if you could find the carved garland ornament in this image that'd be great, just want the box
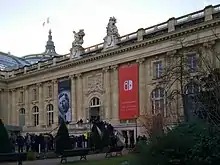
[86,73,104,95]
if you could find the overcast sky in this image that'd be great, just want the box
[0,0,219,57]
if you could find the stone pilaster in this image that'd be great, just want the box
[137,58,146,116]
[203,41,216,68]
[103,67,111,121]
[53,79,58,125]
[7,90,11,124]
[24,86,30,126]
[70,75,77,122]
[11,89,16,125]
[38,83,44,126]
[0,89,5,122]
[2,89,9,124]
[76,74,83,120]
[111,65,119,123]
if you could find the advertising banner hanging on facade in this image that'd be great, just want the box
[119,64,139,120]
[58,79,71,124]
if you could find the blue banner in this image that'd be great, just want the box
[58,79,71,124]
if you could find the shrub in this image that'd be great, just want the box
[133,121,220,165]
[0,119,12,153]
[27,151,36,161]
[55,120,72,154]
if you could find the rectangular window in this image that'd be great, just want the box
[47,112,54,126]
[48,85,52,98]
[188,54,197,72]
[153,61,162,79]
[152,99,164,115]
[33,88,37,101]
[34,114,39,126]
[19,91,24,103]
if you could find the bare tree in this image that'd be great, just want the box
[161,34,220,124]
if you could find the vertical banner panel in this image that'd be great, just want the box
[119,64,139,120]
[58,79,71,124]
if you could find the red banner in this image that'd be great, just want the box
[119,64,139,120]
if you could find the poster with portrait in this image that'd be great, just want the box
[58,79,71,124]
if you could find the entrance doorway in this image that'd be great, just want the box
[89,97,101,122]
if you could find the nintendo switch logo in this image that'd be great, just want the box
[124,80,133,91]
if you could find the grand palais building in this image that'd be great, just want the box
[0,5,220,138]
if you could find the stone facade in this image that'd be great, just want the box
[0,5,220,137]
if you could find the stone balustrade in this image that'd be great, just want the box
[0,4,219,79]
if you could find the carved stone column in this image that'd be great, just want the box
[70,75,77,121]
[76,74,83,120]
[111,65,119,123]
[103,67,111,121]
[53,79,58,125]
[38,83,44,126]
[24,86,30,126]
[137,58,146,116]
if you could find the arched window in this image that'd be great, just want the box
[47,104,54,126]
[89,97,101,121]
[151,88,165,115]
[32,106,39,126]
[90,97,101,107]
[19,108,25,127]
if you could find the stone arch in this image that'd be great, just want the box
[86,92,104,121]
[87,92,103,107]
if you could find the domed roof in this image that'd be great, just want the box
[0,51,30,70]
[22,29,60,64]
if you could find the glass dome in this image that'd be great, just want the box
[0,52,30,70]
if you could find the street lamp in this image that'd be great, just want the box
[134,115,138,142]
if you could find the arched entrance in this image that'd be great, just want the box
[89,97,101,121]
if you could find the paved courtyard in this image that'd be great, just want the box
[3,150,129,165]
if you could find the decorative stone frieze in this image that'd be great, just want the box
[86,73,103,95]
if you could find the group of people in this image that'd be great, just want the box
[9,119,139,153]
[9,133,54,153]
